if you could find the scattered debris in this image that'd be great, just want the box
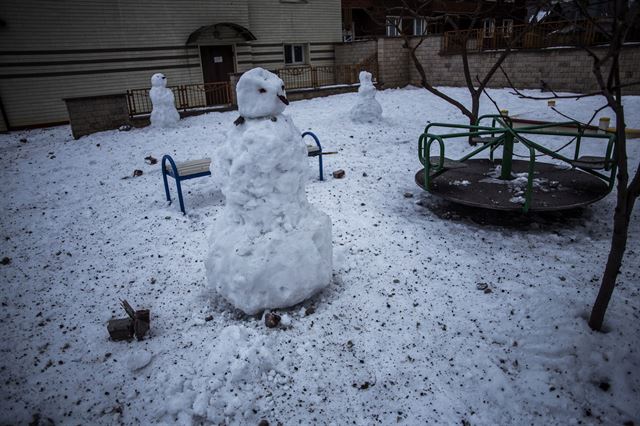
[476,283,488,291]
[305,306,315,316]
[107,318,134,342]
[107,299,150,341]
[258,420,270,426]
[353,381,372,390]
[403,192,413,198]
[132,169,143,177]
[598,381,611,391]
[19,138,28,144]
[264,312,281,328]
[144,156,158,165]
[204,315,214,322]
[1,257,11,265]
[118,124,132,132]
[333,169,345,179]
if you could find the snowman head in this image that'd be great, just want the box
[236,67,289,118]
[358,71,373,86]
[151,73,168,88]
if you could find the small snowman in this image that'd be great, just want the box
[350,71,382,123]
[206,67,333,315]
[149,73,180,127]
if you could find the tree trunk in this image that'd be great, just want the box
[588,193,630,330]
[588,97,631,331]
[468,93,480,144]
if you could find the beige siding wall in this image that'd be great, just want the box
[0,1,250,50]
[0,0,341,128]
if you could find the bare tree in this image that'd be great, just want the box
[579,0,640,331]
[496,0,640,330]
[367,0,536,135]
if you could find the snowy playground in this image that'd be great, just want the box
[1,85,639,425]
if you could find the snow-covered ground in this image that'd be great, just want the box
[1,87,639,425]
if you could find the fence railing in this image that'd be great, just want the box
[126,82,232,117]
[275,57,378,90]
[441,19,615,54]
[126,58,378,117]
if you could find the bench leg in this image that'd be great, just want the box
[162,170,172,204]
[175,178,186,215]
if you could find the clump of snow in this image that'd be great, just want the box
[155,325,285,424]
[451,179,471,186]
[206,68,332,315]
[237,67,289,119]
[481,168,562,198]
[350,71,382,123]
[149,73,180,128]
[126,350,152,371]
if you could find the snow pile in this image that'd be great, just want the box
[155,325,286,424]
[350,71,382,123]
[149,73,180,128]
[206,68,332,315]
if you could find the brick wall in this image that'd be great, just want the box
[64,94,130,139]
[335,40,377,65]
[336,36,640,95]
[377,38,410,88]
[409,36,640,95]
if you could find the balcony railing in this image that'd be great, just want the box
[441,19,620,54]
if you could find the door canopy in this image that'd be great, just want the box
[186,22,256,45]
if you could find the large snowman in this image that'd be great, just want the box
[206,67,333,315]
[149,73,180,127]
[350,71,382,123]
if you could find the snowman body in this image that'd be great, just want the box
[149,73,180,127]
[350,71,382,123]
[206,68,332,315]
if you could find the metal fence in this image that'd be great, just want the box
[126,57,378,117]
[441,19,622,54]
[275,57,378,90]
[126,82,232,117]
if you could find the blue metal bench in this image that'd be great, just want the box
[302,131,324,181]
[161,155,211,214]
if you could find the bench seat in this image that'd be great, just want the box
[165,158,212,177]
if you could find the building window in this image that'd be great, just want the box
[386,16,401,37]
[284,44,305,65]
[413,18,427,36]
[502,19,514,37]
[483,18,495,38]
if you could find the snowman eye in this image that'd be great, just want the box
[281,85,285,90]
[259,88,266,93]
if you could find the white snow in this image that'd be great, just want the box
[350,71,383,123]
[0,86,639,425]
[206,68,332,315]
[149,73,180,128]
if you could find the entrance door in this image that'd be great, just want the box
[200,45,235,105]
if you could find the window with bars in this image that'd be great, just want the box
[502,19,514,37]
[483,18,496,38]
[386,16,401,37]
[413,18,427,36]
